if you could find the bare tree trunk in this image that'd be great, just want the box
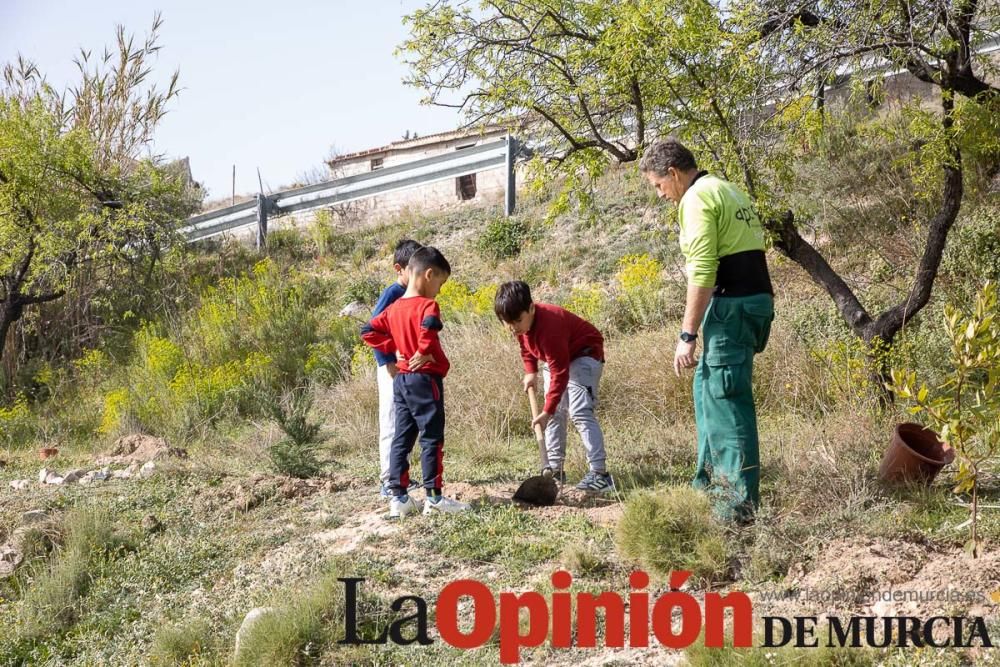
[0,299,19,393]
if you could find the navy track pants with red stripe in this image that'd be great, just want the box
[388,372,445,496]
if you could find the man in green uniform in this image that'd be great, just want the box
[639,138,774,523]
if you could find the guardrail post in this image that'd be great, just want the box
[255,194,268,251]
[505,133,516,217]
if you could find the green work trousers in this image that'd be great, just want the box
[692,293,774,523]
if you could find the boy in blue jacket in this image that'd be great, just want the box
[372,239,423,496]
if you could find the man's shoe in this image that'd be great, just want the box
[422,496,471,515]
[576,471,615,493]
[388,495,420,519]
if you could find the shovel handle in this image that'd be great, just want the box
[526,388,551,473]
[526,389,545,443]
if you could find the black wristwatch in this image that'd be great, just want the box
[679,331,698,343]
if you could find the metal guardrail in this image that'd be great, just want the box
[180,135,519,246]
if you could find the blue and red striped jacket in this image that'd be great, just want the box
[361,296,450,377]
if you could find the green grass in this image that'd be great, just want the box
[18,505,131,641]
[232,564,378,667]
[616,486,730,584]
[150,616,218,666]
[424,504,563,578]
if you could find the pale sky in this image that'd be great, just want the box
[0,0,461,199]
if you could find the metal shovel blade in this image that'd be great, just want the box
[513,474,558,506]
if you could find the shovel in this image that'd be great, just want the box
[513,388,559,506]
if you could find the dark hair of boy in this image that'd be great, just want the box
[394,239,423,267]
[494,280,533,322]
[408,246,451,276]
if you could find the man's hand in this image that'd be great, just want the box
[674,339,698,376]
[523,373,537,392]
[408,351,436,371]
[531,410,552,431]
[385,362,399,379]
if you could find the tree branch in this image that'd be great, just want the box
[768,211,874,335]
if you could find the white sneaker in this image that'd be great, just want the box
[389,495,420,519]
[422,495,471,515]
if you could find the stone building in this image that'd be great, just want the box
[326,125,511,220]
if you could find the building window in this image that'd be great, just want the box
[457,174,477,200]
[370,157,384,171]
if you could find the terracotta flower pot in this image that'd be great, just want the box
[38,447,59,461]
[878,423,955,486]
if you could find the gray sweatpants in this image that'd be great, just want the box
[541,356,607,473]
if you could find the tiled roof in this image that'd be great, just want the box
[326,124,510,165]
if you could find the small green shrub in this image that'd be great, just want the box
[0,393,35,449]
[476,216,532,260]
[150,616,217,665]
[233,569,351,667]
[940,204,1000,301]
[268,387,323,478]
[616,486,729,583]
[308,210,355,258]
[19,505,129,640]
[266,227,312,261]
[559,542,607,575]
[344,275,383,305]
[892,281,1000,557]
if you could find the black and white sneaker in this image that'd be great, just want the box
[576,471,615,493]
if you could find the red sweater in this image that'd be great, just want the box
[518,303,604,414]
[361,296,450,377]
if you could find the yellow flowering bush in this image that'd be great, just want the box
[99,388,130,435]
[614,253,667,331]
[437,281,498,322]
[73,349,109,379]
[564,285,609,326]
[0,393,34,447]
[350,343,375,379]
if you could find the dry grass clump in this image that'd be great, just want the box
[616,485,730,584]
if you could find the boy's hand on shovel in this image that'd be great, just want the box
[531,410,552,431]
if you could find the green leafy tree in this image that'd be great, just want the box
[0,14,199,386]
[892,282,1000,557]
[748,1,1000,364]
[401,0,1000,396]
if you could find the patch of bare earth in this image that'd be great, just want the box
[753,537,1000,629]
[95,433,189,465]
[446,480,623,526]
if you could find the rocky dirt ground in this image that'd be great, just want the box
[1,436,998,665]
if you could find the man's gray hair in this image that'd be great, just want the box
[638,138,698,176]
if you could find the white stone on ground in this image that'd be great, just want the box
[234,606,277,657]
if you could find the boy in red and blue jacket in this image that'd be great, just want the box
[494,281,614,493]
[362,247,471,518]
[371,239,423,497]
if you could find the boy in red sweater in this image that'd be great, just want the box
[361,247,471,518]
[494,281,614,493]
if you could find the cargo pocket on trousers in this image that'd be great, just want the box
[742,302,774,354]
[706,348,748,399]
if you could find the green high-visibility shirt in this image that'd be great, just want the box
[678,173,767,289]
